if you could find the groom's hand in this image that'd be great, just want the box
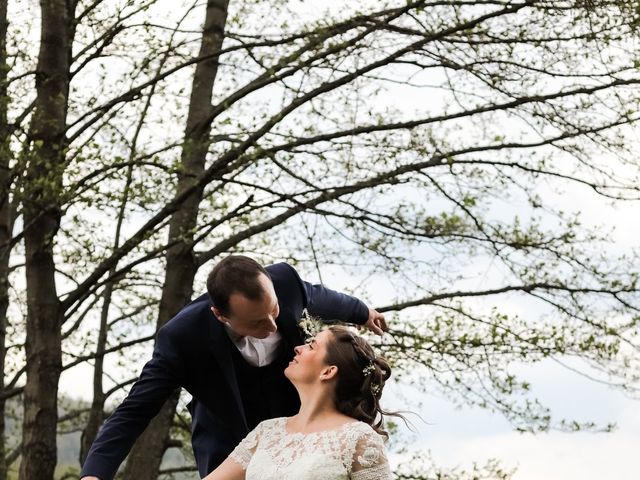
[81,477,99,480]
[362,308,387,336]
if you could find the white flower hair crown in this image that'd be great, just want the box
[298,308,323,341]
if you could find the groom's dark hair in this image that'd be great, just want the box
[207,255,270,315]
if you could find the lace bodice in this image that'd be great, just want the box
[229,417,392,480]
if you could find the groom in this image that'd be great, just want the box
[80,255,387,479]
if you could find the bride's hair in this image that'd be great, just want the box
[324,325,400,438]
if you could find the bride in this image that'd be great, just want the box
[204,325,395,480]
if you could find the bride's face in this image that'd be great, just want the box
[285,330,335,384]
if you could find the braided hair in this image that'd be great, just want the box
[324,325,398,438]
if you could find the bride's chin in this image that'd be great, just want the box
[284,367,299,382]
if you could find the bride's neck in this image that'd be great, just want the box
[293,385,338,426]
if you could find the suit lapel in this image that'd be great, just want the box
[208,311,248,434]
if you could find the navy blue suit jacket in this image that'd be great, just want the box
[81,263,369,479]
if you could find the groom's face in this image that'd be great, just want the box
[213,273,280,339]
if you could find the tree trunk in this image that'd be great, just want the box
[80,161,135,464]
[121,1,230,478]
[0,1,11,477]
[80,14,176,460]
[19,0,72,478]
[78,282,111,465]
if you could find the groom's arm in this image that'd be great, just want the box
[272,263,387,335]
[303,280,387,335]
[80,324,185,480]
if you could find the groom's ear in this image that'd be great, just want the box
[211,306,225,323]
[320,365,338,381]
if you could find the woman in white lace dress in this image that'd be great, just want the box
[204,325,395,480]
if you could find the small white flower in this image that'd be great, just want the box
[370,383,381,396]
[362,363,375,376]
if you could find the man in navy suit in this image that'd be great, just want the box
[81,255,387,479]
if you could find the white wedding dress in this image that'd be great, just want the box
[229,417,392,480]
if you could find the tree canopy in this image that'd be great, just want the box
[1,0,639,478]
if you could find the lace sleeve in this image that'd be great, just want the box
[350,430,392,480]
[228,422,262,469]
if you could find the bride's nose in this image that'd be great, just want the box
[294,345,303,355]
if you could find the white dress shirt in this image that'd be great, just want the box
[224,324,284,367]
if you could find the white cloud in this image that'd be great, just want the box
[446,430,638,480]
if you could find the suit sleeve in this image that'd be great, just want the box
[80,325,185,480]
[273,263,369,325]
[303,280,369,325]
